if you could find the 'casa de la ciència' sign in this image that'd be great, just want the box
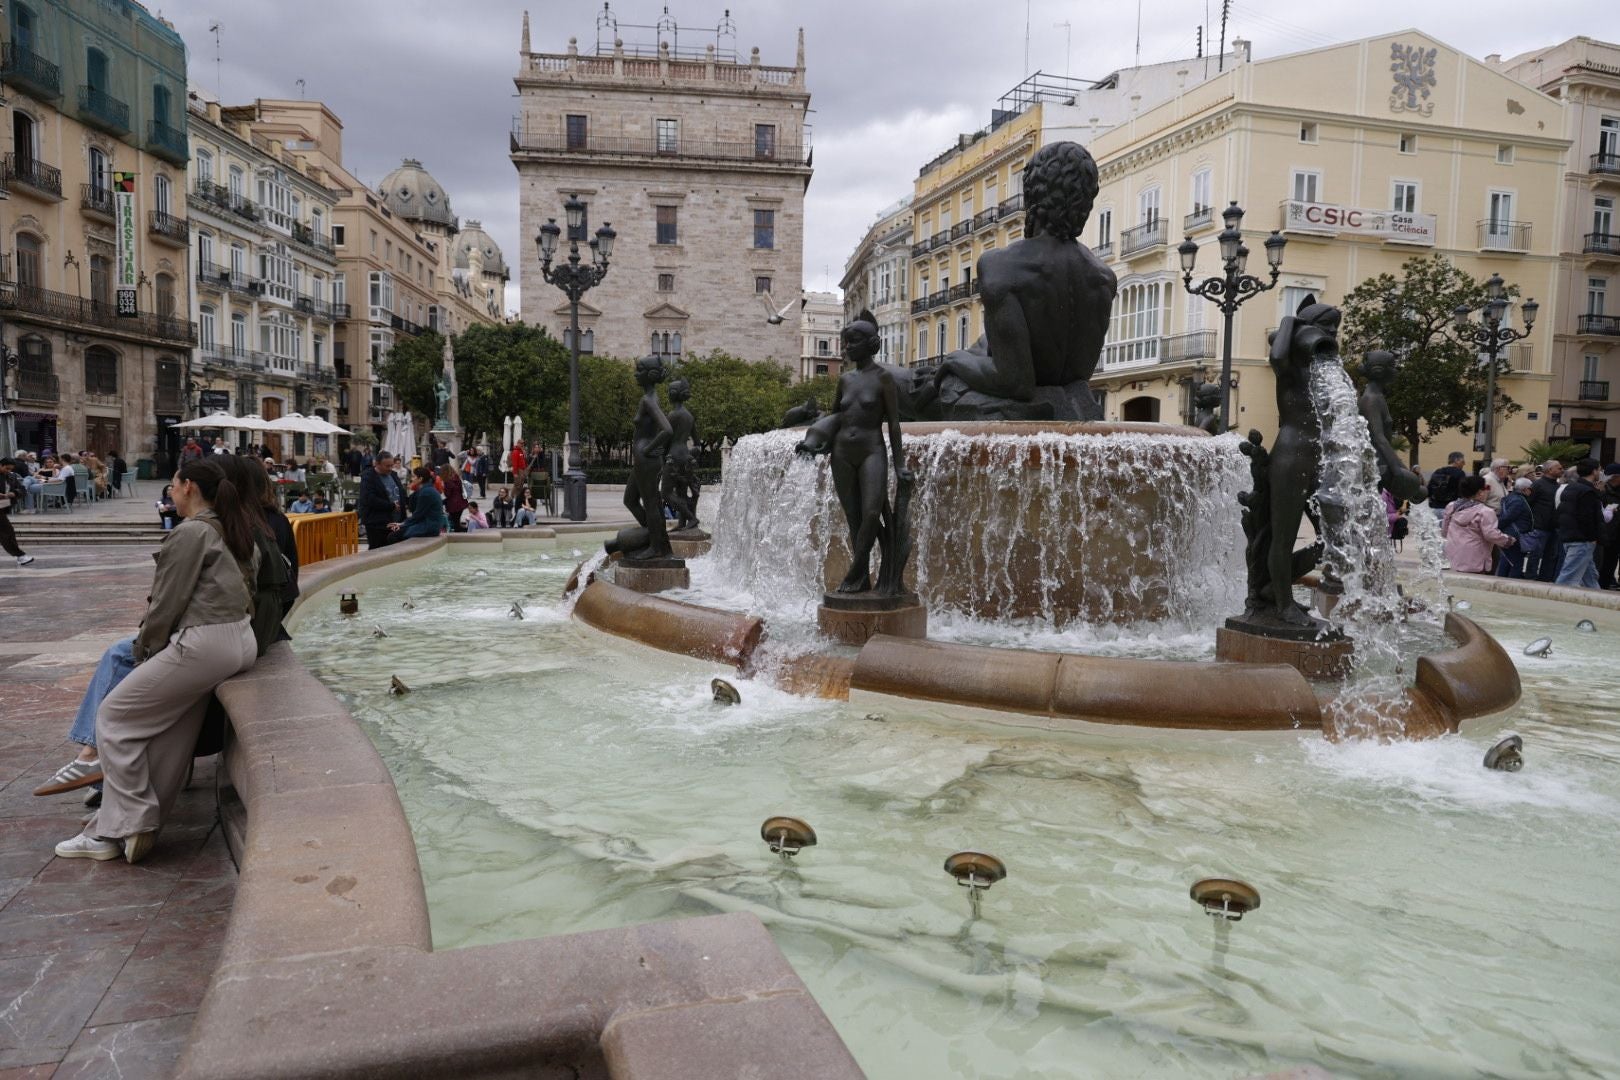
[1282,201,1437,246]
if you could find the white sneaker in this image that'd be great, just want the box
[15,555,33,566]
[54,832,121,861]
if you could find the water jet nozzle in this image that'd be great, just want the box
[712,678,741,705]
[1523,637,1553,658]
[1190,878,1260,921]
[945,851,1007,918]
[339,592,359,616]
[389,676,410,695]
[1484,735,1523,772]
[371,624,388,638]
[761,816,816,860]
[1575,619,1596,633]
[509,601,525,620]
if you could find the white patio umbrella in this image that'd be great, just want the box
[173,411,267,431]
[263,412,328,435]
[306,416,352,437]
[512,414,523,448]
[501,415,513,473]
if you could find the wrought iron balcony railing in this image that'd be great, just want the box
[148,210,189,245]
[3,153,62,199]
[1163,329,1217,362]
[77,85,130,134]
[1583,232,1620,256]
[1577,313,1620,336]
[191,179,260,222]
[1591,153,1620,176]
[290,221,336,255]
[14,368,60,403]
[1578,380,1610,401]
[148,119,188,163]
[0,283,196,343]
[510,123,811,167]
[1,42,61,99]
[80,183,115,218]
[1185,206,1215,231]
[998,193,1024,216]
[1478,219,1532,251]
[1121,218,1169,257]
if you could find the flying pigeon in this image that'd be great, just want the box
[759,293,806,325]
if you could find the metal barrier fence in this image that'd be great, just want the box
[287,511,360,566]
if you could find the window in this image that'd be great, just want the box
[259,243,294,302]
[368,271,395,319]
[229,243,246,277]
[332,273,346,310]
[1399,133,1416,154]
[85,47,108,92]
[940,203,952,233]
[816,338,831,356]
[562,328,595,354]
[1291,169,1322,204]
[1600,117,1620,161]
[15,234,42,288]
[957,314,970,350]
[656,204,679,245]
[754,123,777,160]
[231,313,247,352]
[155,272,175,319]
[936,320,946,358]
[1593,197,1614,238]
[195,148,214,183]
[154,173,171,216]
[84,347,118,395]
[1096,208,1113,252]
[1190,169,1213,216]
[1589,278,1607,316]
[228,165,244,201]
[1486,190,1516,247]
[962,191,974,224]
[89,255,111,310]
[755,275,772,294]
[985,176,998,207]
[1497,144,1514,164]
[12,4,37,51]
[1392,181,1418,214]
[199,306,216,349]
[917,327,928,361]
[650,330,681,360]
[88,147,110,195]
[1138,186,1161,225]
[565,114,588,151]
[332,223,346,247]
[197,232,214,271]
[1104,280,1170,366]
[752,208,777,250]
[152,84,171,127]
[657,273,675,292]
[12,111,36,164]
[1281,285,1316,320]
[655,118,678,154]
[1300,121,1319,144]
[1584,355,1600,383]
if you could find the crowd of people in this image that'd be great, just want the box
[1420,452,1620,590]
[3,449,129,512]
[354,440,553,548]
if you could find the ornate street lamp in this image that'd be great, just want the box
[537,194,615,521]
[1451,271,1536,461]
[1179,202,1286,430]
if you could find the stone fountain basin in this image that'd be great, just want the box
[570,576,1520,739]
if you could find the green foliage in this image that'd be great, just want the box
[578,354,638,455]
[1516,439,1589,467]
[792,374,842,414]
[374,331,445,419]
[667,349,795,451]
[451,322,569,447]
[1340,253,1521,464]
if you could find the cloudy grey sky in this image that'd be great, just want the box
[164,1,1612,314]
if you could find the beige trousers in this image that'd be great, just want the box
[89,618,257,839]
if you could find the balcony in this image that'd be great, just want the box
[927,230,949,251]
[290,221,336,256]
[1120,218,1169,258]
[998,193,1024,217]
[299,364,339,386]
[950,221,973,242]
[925,290,949,310]
[80,183,115,220]
[390,312,426,336]
[3,153,62,199]
[1579,380,1610,402]
[947,281,973,303]
[1094,240,1114,260]
[148,120,188,164]
[198,344,265,371]
[1164,329,1217,363]
[330,301,351,320]
[0,283,196,344]
[191,179,261,223]
[1577,314,1620,336]
[910,297,930,315]
[973,207,1001,231]
[196,260,263,298]
[1584,232,1620,258]
[1184,206,1215,232]
[148,210,189,246]
[14,368,60,404]
[1592,153,1620,178]
[910,240,930,258]
[1478,220,1531,252]
[510,123,812,168]
[154,386,188,413]
[77,85,130,135]
[1,41,62,100]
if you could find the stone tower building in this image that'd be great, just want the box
[510,10,811,370]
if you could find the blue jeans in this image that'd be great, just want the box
[1556,541,1599,589]
[69,637,138,748]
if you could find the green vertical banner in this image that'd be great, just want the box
[114,171,138,317]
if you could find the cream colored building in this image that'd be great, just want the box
[839,196,911,367]
[799,289,842,381]
[185,92,342,457]
[374,160,509,334]
[1491,37,1620,464]
[1,0,194,465]
[510,13,810,369]
[1083,30,1565,471]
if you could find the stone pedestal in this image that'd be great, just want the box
[1216,615,1353,681]
[817,592,927,647]
[669,528,711,559]
[612,557,689,594]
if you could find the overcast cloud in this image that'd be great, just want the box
[164,1,1614,315]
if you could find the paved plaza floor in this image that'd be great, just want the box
[0,544,236,1078]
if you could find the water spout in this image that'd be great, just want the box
[339,592,359,616]
[761,816,816,862]
[509,601,525,620]
[944,851,1007,919]
[371,624,389,638]
[711,678,741,705]
[1484,735,1524,771]
[1524,637,1553,658]
[389,676,410,695]
[1190,878,1260,921]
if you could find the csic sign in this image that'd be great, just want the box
[1282,200,1436,246]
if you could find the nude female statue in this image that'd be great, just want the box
[797,311,912,594]
[1357,350,1426,505]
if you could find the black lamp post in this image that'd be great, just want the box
[1179,202,1287,431]
[537,194,615,521]
[1451,272,1537,462]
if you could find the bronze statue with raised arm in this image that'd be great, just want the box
[604,354,676,562]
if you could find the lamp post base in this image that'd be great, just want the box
[564,471,588,522]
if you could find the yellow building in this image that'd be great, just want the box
[1084,30,1566,470]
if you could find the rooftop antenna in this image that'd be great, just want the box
[656,4,676,54]
[295,78,305,99]
[1054,21,1072,79]
[1203,0,1211,78]
[208,21,221,101]
[716,8,736,60]
[1024,0,1031,78]
[1219,0,1229,73]
[1135,0,1142,67]
[596,1,617,54]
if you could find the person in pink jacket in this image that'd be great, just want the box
[1443,475,1515,573]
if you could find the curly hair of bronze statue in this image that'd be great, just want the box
[1023,142,1098,242]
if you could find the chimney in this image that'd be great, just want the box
[1232,37,1251,64]
[206,101,222,124]
[1485,53,1502,64]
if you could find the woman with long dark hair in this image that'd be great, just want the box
[439,463,467,532]
[217,453,300,618]
[54,458,260,863]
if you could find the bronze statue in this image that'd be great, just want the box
[1192,381,1223,435]
[660,377,701,531]
[604,354,675,562]
[796,310,914,595]
[926,141,1117,420]
[779,398,822,428]
[1357,350,1426,505]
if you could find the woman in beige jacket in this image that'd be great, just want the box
[55,458,262,864]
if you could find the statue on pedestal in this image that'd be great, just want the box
[1192,381,1223,435]
[604,355,676,563]
[660,377,702,533]
[1357,350,1426,505]
[922,141,1117,421]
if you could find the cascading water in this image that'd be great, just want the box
[699,424,1247,639]
[1405,506,1447,618]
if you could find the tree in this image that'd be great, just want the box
[373,330,445,420]
[1516,439,1588,467]
[1340,253,1520,464]
[668,350,795,454]
[578,354,638,458]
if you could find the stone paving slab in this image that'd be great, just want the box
[0,544,235,1078]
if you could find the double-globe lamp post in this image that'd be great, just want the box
[1178,202,1287,432]
[537,194,616,522]
[1451,272,1536,462]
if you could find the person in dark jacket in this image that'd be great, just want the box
[1525,459,1564,582]
[1555,459,1604,589]
[1426,451,1466,520]
[397,467,448,539]
[439,464,467,531]
[358,451,405,550]
[344,446,365,478]
[1495,476,1534,578]
[1599,463,1620,590]
[218,454,300,620]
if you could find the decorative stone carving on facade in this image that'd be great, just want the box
[1389,43,1438,117]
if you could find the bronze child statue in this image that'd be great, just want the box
[604,354,675,562]
[797,310,914,595]
[660,377,701,532]
[1357,350,1426,505]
